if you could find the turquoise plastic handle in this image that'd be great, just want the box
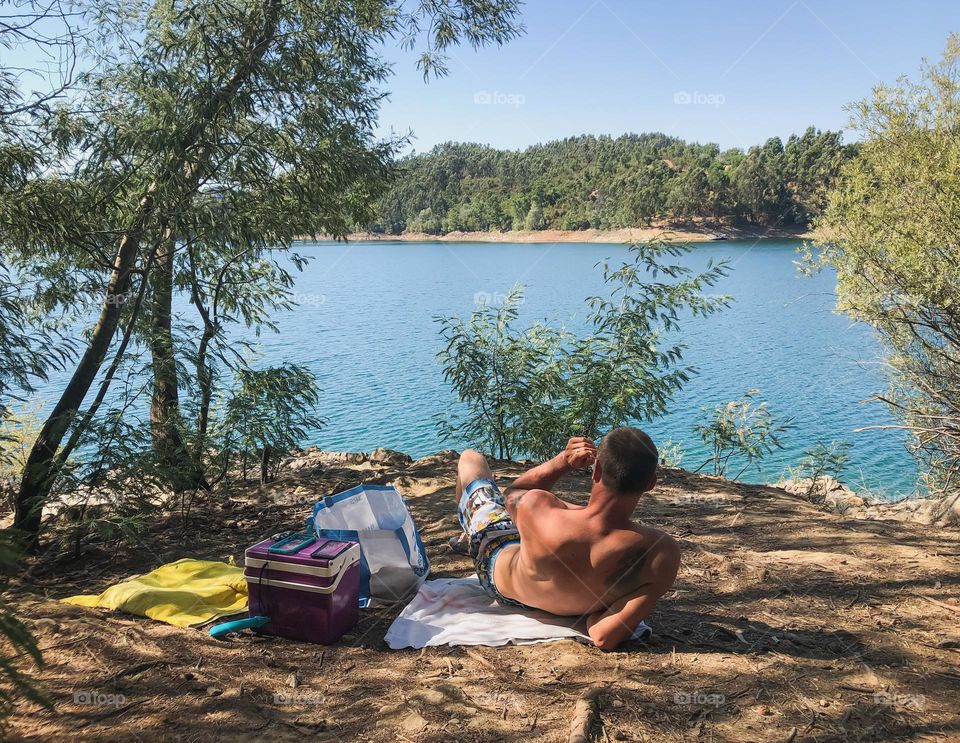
[209,615,270,638]
[268,532,316,555]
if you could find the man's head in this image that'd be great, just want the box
[593,427,658,495]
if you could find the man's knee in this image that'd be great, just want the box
[458,449,490,476]
[459,449,487,465]
[457,449,492,496]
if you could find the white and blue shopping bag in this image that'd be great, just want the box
[308,484,429,608]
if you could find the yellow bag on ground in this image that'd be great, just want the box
[63,558,248,628]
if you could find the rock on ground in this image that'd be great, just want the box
[779,476,960,526]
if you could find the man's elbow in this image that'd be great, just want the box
[593,636,622,652]
[588,626,626,652]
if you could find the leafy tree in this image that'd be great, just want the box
[219,365,325,485]
[553,242,730,450]
[147,234,203,490]
[435,287,560,460]
[758,136,789,221]
[0,405,41,512]
[409,207,443,235]
[812,34,960,500]
[179,235,306,472]
[523,202,547,230]
[731,147,766,223]
[731,139,789,225]
[694,389,793,479]
[0,1,86,719]
[2,0,523,543]
[788,440,852,500]
[784,127,849,225]
[657,438,685,468]
[666,166,709,221]
[436,242,730,460]
[705,160,732,221]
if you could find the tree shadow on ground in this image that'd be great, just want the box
[634,608,866,660]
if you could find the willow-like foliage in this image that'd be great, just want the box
[1,0,523,539]
[436,241,730,460]
[814,34,960,501]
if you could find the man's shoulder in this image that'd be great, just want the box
[507,488,579,524]
[605,523,655,550]
[592,529,653,596]
[511,487,562,510]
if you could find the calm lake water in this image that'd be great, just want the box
[33,238,918,498]
[255,238,914,498]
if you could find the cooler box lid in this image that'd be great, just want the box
[246,532,359,578]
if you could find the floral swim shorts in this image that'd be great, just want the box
[457,478,529,609]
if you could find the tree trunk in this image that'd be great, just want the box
[183,248,217,462]
[186,243,254,460]
[13,0,284,545]
[260,445,271,485]
[194,322,215,448]
[148,230,208,491]
[54,245,159,469]
[149,231,181,458]
[15,224,147,540]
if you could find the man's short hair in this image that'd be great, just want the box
[597,427,658,494]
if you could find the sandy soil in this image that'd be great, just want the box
[318,223,820,245]
[5,449,960,742]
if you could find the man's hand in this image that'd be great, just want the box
[562,437,597,470]
[506,437,597,513]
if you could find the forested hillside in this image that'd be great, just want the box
[369,128,854,234]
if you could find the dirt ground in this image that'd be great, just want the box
[5,449,960,742]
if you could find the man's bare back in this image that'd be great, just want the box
[493,494,673,616]
[455,431,681,650]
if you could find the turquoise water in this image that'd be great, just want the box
[32,238,917,498]
[257,239,914,497]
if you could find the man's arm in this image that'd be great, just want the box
[585,590,655,651]
[587,535,681,650]
[503,437,596,517]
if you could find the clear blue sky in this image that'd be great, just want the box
[378,0,960,153]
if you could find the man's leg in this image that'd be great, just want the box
[451,450,496,554]
[455,449,495,501]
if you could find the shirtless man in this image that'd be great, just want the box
[455,428,680,650]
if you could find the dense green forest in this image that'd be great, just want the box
[369,128,855,234]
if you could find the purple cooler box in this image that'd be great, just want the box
[244,532,360,644]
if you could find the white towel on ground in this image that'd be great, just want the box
[384,576,651,649]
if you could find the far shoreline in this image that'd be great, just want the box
[300,223,822,245]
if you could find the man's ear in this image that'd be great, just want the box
[646,471,658,492]
[592,460,603,484]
